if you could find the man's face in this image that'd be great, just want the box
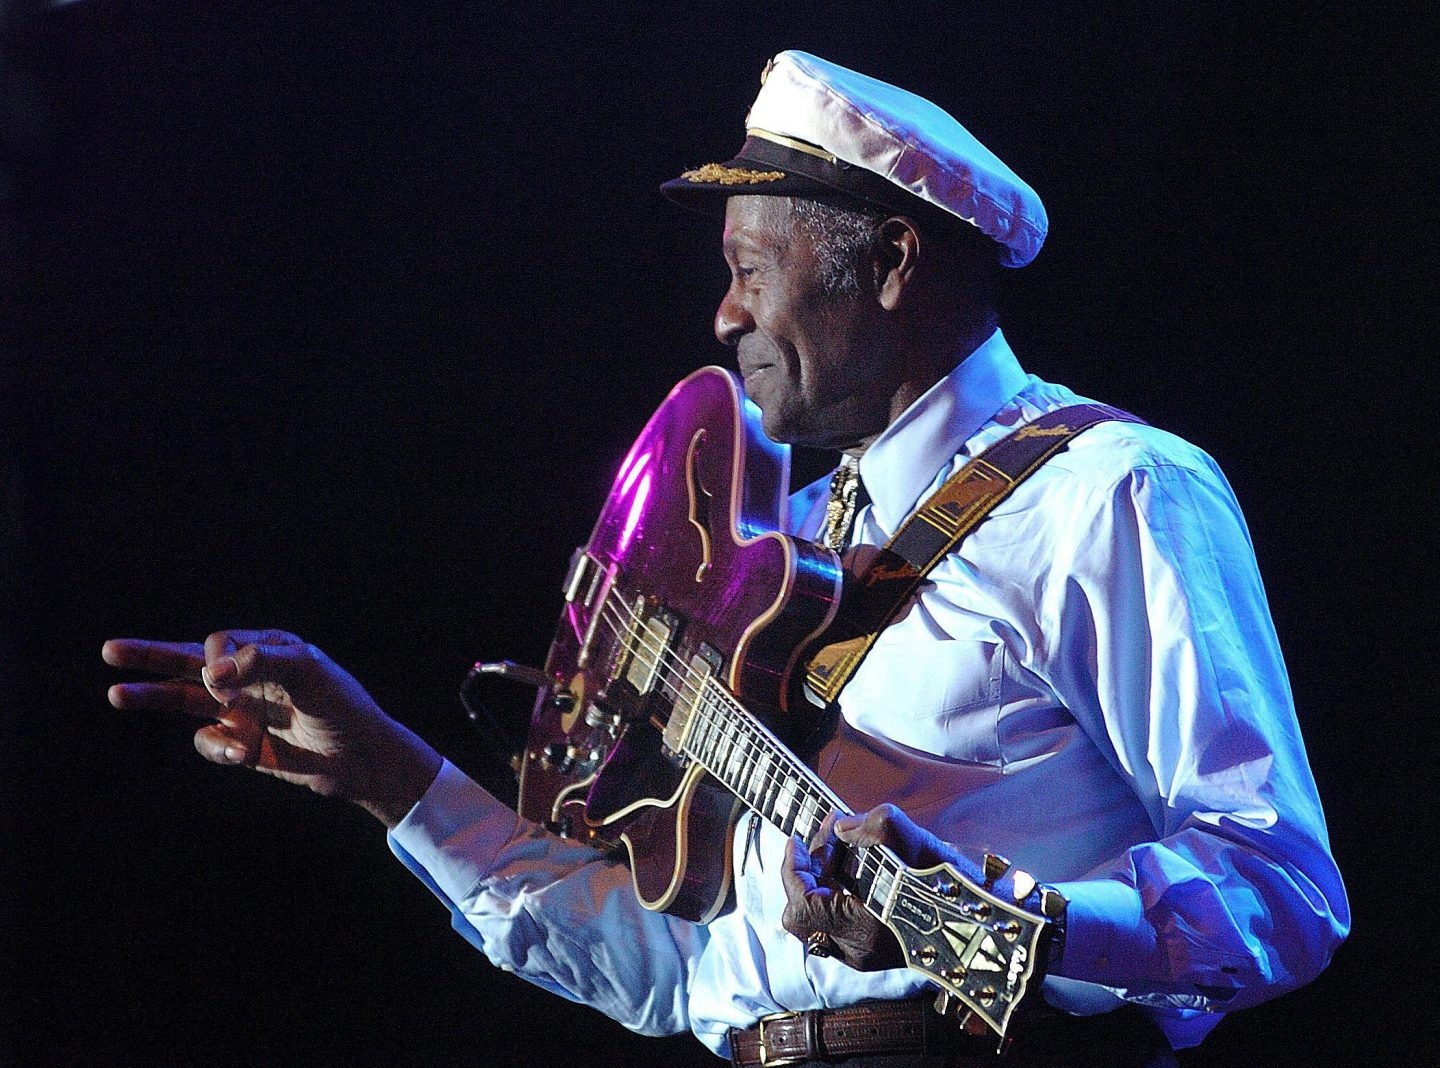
[715,196,896,451]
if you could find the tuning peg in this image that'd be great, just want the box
[1039,886,1067,920]
[982,852,1011,890]
[1010,869,1037,904]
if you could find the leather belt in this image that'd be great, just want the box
[728,999,984,1066]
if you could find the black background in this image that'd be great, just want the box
[1,2,1431,1065]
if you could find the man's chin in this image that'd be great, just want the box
[759,411,829,449]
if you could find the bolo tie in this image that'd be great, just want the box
[818,456,867,552]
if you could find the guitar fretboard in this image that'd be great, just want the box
[677,673,901,916]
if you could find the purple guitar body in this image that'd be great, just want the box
[518,365,843,922]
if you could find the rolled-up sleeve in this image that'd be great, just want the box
[1042,455,1349,1021]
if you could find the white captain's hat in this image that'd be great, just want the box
[661,50,1047,267]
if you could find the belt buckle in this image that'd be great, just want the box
[756,1010,803,1067]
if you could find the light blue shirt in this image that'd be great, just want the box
[389,330,1348,1054]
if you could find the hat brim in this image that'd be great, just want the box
[661,134,985,242]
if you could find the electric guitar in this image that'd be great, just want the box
[513,366,1051,1041]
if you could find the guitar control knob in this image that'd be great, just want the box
[540,742,576,773]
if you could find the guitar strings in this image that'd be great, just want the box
[594,599,811,802]
[592,598,903,898]
[586,594,899,894]
[591,595,861,828]
[590,598,841,823]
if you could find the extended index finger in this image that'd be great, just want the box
[101,638,206,679]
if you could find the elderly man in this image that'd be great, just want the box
[105,52,1347,1067]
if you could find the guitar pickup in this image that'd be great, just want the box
[616,599,681,697]
[662,643,722,757]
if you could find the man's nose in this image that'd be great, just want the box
[714,285,752,347]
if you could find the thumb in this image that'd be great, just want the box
[200,654,243,706]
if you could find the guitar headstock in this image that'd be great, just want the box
[880,860,1049,1042]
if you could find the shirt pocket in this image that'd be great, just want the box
[839,638,1003,766]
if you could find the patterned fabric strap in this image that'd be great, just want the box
[804,402,1140,706]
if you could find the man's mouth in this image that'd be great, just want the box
[736,346,776,381]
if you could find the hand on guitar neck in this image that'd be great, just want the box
[781,809,907,972]
[782,803,1054,974]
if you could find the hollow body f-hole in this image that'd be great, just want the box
[686,428,714,582]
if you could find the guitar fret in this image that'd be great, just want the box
[704,691,727,759]
[703,693,729,767]
[867,853,897,910]
[697,689,739,784]
[844,846,870,898]
[778,755,806,834]
[796,789,821,841]
[735,739,757,798]
[761,755,788,821]
[724,721,747,785]
[744,749,771,808]
[773,778,797,832]
[722,723,743,782]
[689,693,714,762]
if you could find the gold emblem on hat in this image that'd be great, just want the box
[679,163,786,186]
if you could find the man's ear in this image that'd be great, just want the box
[873,217,921,311]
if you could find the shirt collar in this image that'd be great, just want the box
[857,328,1029,534]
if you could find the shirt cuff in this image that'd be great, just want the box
[1048,878,1158,987]
[387,759,524,905]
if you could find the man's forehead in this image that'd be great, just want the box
[722,196,790,245]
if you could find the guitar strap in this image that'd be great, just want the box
[803,402,1142,707]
